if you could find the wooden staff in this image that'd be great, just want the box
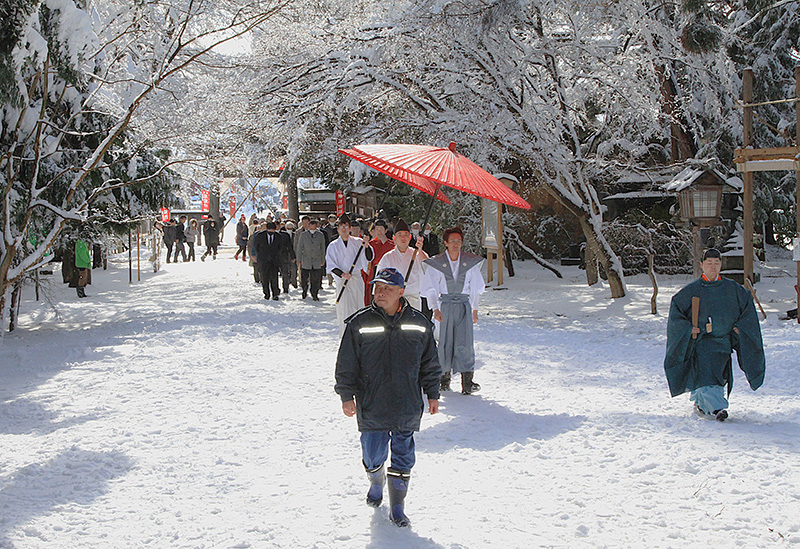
[691,297,700,339]
[744,278,767,320]
[335,184,395,304]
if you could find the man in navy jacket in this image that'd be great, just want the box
[335,268,440,527]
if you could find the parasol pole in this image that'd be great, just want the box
[404,182,441,283]
[335,182,396,304]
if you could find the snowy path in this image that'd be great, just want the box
[2,247,800,548]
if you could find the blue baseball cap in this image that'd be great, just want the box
[370,267,405,288]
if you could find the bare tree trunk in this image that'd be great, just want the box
[577,215,625,298]
[584,238,599,286]
[287,175,299,222]
[9,282,21,333]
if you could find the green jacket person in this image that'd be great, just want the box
[664,248,765,421]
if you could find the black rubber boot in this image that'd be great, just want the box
[77,287,87,298]
[364,462,385,507]
[440,372,451,391]
[387,468,411,527]
[461,372,480,395]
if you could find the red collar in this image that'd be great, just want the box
[701,273,722,281]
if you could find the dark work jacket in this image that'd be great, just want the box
[664,277,765,397]
[335,299,441,432]
[422,232,440,257]
[163,223,177,245]
[278,229,294,264]
[252,230,284,268]
[203,221,220,246]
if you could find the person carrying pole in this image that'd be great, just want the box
[326,214,373,336]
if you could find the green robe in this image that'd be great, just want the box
[664,277,765,398]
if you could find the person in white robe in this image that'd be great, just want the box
[376,219,428,310]
[420,227,485,395]
[326,214,374,336]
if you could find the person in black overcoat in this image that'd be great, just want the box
[251,221,284,300]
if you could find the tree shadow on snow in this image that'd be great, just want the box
[418,395,584,453]
[366,508,446,549]
[0,397,100,436]
[0,447,133,545]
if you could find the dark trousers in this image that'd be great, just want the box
[279,262,292,293]
[202,244,218,259]
[187,242,195,261]
[259,262,280,298]
[235,244,247,259]
[165,242,174,262]
[360,431,415,472]
[301,268,324,298]
[253,264,260,283]
[174,241,187,262]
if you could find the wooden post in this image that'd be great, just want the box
[497,202,504,286]
[692,225,701,277]
[487,251,494,283]
[128,228,132,284]
[137,225,141,282]
[795,66,800,322]
[743,68,755,285]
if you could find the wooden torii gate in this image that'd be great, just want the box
[733,67,800,321]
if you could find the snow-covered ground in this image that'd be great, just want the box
[2,238,800,548]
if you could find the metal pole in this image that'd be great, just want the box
[743,68,755,285]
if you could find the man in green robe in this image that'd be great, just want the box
[664,248,765,421]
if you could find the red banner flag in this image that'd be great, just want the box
[282,194,288,209]
[335,190,345,216]
[201,190,210,213]
[160,207,170,222]
[230,196,236,219]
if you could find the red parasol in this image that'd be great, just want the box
[339,149,451,204]
[351,142,530,210]
[340,142,530,283]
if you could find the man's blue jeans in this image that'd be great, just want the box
[361,431,415,472]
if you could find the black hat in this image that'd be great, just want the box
[374,219,388,228]
[394,218,410,233]
[702,248,721,261]
[337,213,351,226]
[350,219,361,228]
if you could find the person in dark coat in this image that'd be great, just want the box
[335,267,440,528]
[173,215,188,263]
[234,214,249,261]
[201,219,220,261]
[664,248,765,421]
[162,219,177,263]
[251,221,284,300]
[278,224,295,294]
[422,223,440,257]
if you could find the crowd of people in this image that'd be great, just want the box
[152,209,767,529]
